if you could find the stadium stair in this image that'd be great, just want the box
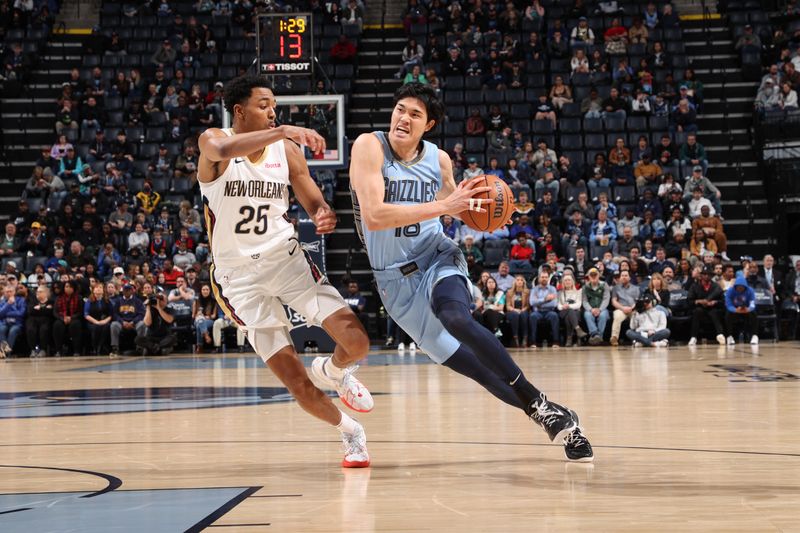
[681,17,771,258]
[1,32,84,217]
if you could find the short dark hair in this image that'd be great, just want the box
[392,82,444,128]
[223,75,273,115]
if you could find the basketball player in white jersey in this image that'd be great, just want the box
[197,75,372,468]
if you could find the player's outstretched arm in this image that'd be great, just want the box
[285,141,336,234]
[350,133,491,231]
[198,125,325,163]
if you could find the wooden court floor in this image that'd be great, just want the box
[1,343,799,532]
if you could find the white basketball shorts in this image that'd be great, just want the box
[209,238,346,361]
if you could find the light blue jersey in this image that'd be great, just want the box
[352,131,469,363]
[352,131,445,271]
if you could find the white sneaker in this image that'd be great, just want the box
[721,252,731,261]
[341,422,370,468]
[654,340,669,348]
[311,357,374,413]
[397,342,405,352]
[408,342,417,352]
[688,337,697,346]
[716,334,726,345]
[750,335,759,345]
[726,336,735,346]
[0,341,9,357]
[631,341,641,348]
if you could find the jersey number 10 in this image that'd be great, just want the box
[394,223,420,237]
[235,205,269,235]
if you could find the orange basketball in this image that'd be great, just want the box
[459,175,516,233]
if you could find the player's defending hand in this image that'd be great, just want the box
[442,179,493,216]
[312,205,337,234]
[280,125,327,155]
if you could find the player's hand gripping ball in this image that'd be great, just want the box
[458,174,516,233]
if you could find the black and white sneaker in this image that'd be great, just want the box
[528,393,578,442]
[564,427,594,462]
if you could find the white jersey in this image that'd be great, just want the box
[199,128,294,267]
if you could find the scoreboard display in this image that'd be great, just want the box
[260,14,314,75]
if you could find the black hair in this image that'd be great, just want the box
[223,75,273,115]
[392,82,444,128]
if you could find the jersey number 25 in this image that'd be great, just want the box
[235,205,269,235]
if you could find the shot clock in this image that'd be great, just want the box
[259,13,314,75]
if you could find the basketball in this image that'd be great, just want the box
[458,175,516,233]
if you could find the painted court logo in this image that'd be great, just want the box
[0,387,302,419]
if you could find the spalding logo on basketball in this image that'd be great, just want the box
[459,174,516,233]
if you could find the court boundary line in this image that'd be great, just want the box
[0,441,797,458]
[186,486,262,533]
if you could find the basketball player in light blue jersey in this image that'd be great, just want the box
[350,83,592,461]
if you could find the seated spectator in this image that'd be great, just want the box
[779,81,799,110]
[482,62,507,91]
[174,144,199,182]
[441,214,459,241]
[480,277,506,337]
[0,284,26,357]
[590,209,617,258]
[110,282,146,356]
[465,109,486,137]
[582,87,604,119]
[689,227,717,259]
[614,225,640,258]
[626,293,669,347]
[643,2,659,28]
[634,154,661,190]
[628,16,649,44]
[685,186,713,219]
[549,30,568,58]
[725,274,759,345]
[504,275,530,347]
[582,267,610,344]
[610,270,640,346]
[403,64,428,85]
[671,99,698,133]
[343,280,369,332]
[25,285,53,357]
[755,79,781,112]
[168,275,195,303]
[58,147,82,181]
[493,262,515,292]
[534,170,559,199]
[631,89,653,115]
[460,233,484,264]
[679,133,708,175]
[571,48,590,74]
[213,311,247,353]
[330,36,358,67]
[549,76,573,109]
[534,190,561,222]
[21,221,49,256]
[151,40,176,68]
[533,94,557,128]
[570,17,595,47]
[692,205,729,260]
[563,211,591,258]
[53,280,83,356]
[658,174,682,200]
[509,233,535,273]
[660,3,680,27]
[531,139,557,170]
[782,258,800,340]
[136,181,161,217]
[342,0,364,33]
[136,287,176,355]
[639,209,666,243]
[602,87,628,119]
[687,267,726,345]
[192,283,218,353]
[529,271,559,347]
[558,270,586,346]
[595,191,617,221]
[608,137,634,186]
[566,191,595,220]
[735,24,762,51]
[84,283,113,355]
[604,17,628,55]
[394,38,424,78]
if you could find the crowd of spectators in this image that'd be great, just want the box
[383,0,799,347]
[0,0,366,357]
[745,2,800,118]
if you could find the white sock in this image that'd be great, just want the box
[336,410,359,435]
[324,356,347,380]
